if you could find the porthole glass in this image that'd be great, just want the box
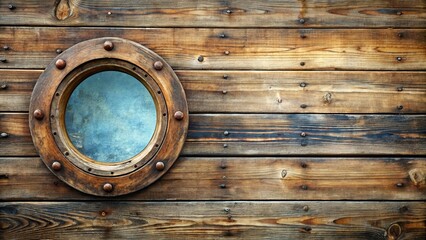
[65,71,157,163]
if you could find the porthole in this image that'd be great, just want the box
[29,38,188,196]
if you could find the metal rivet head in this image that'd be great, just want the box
[0,83,7,89]
[299,18,305,24]
[8,4,15,10]
[223,74,228,79]
[300,132,307,137]
[51,161,62,171]
[397,86,403,92]
[300,82,307,87]
[0,57,7,63]
[222,90,227,94]
[107,11,112,15]
[225,9,232,14]
[303,205,309,211]
[397,105,403,110]
[301,185,308,190]
[223,144,228,148]
[300,62,305,66]
[300,104,308,109]
[55,49,62,54]
[224,50,230,55]
[224,208,230,213]
[396,57,403,62]
[55,59,66,69]
[103,183,113,192]
[156,161,165,171]
[281,169,287,178]
[396,11,402,16]
[3,46,10,51]
[223,131,229,136]
[219,33,226,38]
[153,61,163,70]
[301,162,308,168]
[0,132,9,138]
[174,111,184,120]
[220,183,226,188]
[103,41,114,51]
[33,109,44,120]
[198,55,204,62]
[396,182,404,187]
[101,211,106,217]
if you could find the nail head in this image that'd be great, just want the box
[156,161,165,171]
[55,59,66,69]
[52,161,62,171]
[174,111,184,120]
[103,41,114,51]
[0,132,9,138]
[103,183,113,192]
[198,55,204,62]
[153,61,163,70]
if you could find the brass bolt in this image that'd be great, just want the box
[198,55,204,62]
[103,41,114,51]
[33,109,44,120]
[103,183,113,192]
[174,111,184,120]
[0,132,9,138]
[51,161,62,171]
[156,161,165,171]
[55,59,66,69]
[153,61,163,70]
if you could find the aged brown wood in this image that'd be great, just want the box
[0,0,425,28]
[1,27,425,70]
[0,201,424,239]
[0,157,424,201]
[1,113,425,157]
[1,70,426,113]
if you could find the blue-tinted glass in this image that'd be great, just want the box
[65,71,156,163]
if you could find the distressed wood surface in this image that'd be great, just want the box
[1,0,425,28]
[1,113,425,157]
[1,27,425,70]
[1,70,425,113]
[1,201,425,239]
[0,157,424,201]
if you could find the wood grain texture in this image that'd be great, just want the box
[1,201,425,239]
[1,27,425,70]
[0,157,424,201]
[1,70,425,113]
[0,0,425,28]
[1,113,425,157]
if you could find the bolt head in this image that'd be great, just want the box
[103,41,114,51]
[198,55,204,62]
[153,61,163,70]
[397,105,403,110]
[33,109,44,120]
[397,87,403,92]
[224,50,230,55]
[156,161,165,171]
[103,183,113,192]
[396,57,402,62]
[55,49,62,54]
[55,59,66,69]
[0,84,7,89]
[300,62,305,66]
[303,205,309,211]
[51,161,62,171]
[299,18,305,24]
[8,4,15,10]
[223,131,229,136]
[174,111,184,120]
[0,132,9,138]
[223,74,228,79]
[300,132,307,137]
[3,45,9,51]
[300,82,307,87]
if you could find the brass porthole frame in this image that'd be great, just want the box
[29,37,189,196]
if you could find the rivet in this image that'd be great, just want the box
[153,61,163,70]
[174,111,184,120]
[107,11,112,15]
[222,90,227,94]
[219,33,226,38]
[299,18,305,24]
[156,161,165,171]
[303,226,312,232]
[225,9,232,14]
[103,183,113,192]
[300,82,307,87]
[224,208,230,213]
[3,46,9,51]
[0,132,9,138]
[397,105,403,110]
[223,131,229,136]
[51,161,62,171]
[0,57,7,63]
[220,183,226,188]
[300,132,307,137]
[396,182,404,187]
[303,205,309,211]
[396,11,402,16]
[300,104,308,109]
[55,49,62,54]
[277,98,282,103]
[301,162,308,168]
[396,86,403,92]
[103,41,114,51]
[224,50,230,55]
[396,56,402,62]
[55,59,66,69]
[198,55,204,62]
[8,4,15,10]
[281,169,287,178]
[0,83,7,89]
[300,62,305,66]
[33,109,44,120]
[301,185,308,190]
[223,144,228,148]
[223,74,228,79]
[101,211,106,217]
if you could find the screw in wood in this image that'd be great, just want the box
[396,86,403,92]
[222,90,227,94]
[219,33,226,38]
[300,62,305,66]
[0,83,7,89]
[33,109,44,120]
[55,49,62,54]
[103,41,114,51]
[396,11,402,16]
[300,82,307,87]
[281,169,287,178]
[223,144,228,148]
[303,205,309,211]
[223,131,229,136]
[225,9,232,14]
[223,74,228,79]
[224,50,230,55]
[0,132,9,138]
[301,185,308,190]
[299,18,305,24]
[156,161,165,171]
[300,132,307,137]
[153,61,163,70]
[55,59,66,69]
[396,57,403,62]
[51,161,62,171]
[197,55,204,62]
[3,46,9,51]
[224,208,230,213]
[396,182,404,187]
[220,183,226,188]
[0,57,7,63]
[103,183,113,192]
[8,4,15,10]
[397,105,403,110]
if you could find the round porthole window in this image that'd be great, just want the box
[29,38,188,196]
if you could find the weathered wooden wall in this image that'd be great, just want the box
[1,1,425,239]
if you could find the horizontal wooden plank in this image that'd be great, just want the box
[1,113,425,157]
[1,0,425,28]
[0,157,424,201]
[1,70,425,113]
[1,27,425,70]
[0,201,424,239]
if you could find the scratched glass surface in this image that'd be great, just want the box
[65,71,157,163]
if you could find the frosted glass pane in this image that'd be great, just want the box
[65,71,156,163]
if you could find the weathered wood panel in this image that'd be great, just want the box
[1,0,425,28]
[1,201,424,239]
[1,113,425,157]
[0,157,424,201]
[1,27,425,70]
[1,70,425,113]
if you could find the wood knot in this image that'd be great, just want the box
[323,92,333,104]
[55,0,72,21]
[408,169,425,186]
[387,223,402,240]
